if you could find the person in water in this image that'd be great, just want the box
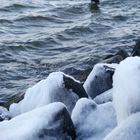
[90,0,100,11]
[91,0,100,5]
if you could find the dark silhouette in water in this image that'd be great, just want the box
[91,0,100,5]
[90,0,100,12]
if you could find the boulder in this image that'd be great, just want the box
[71,98,117,140]
[84,63,117,99]
[0,102,76,140]
[9,72,88,117]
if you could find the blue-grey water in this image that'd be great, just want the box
[0,0,140,103]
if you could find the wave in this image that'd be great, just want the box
[3,3,37,10]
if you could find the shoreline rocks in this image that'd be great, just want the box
[0,102,76,140]
[1,40,140,140]
[9,72,87,117]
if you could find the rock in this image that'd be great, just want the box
[3,93,25,109]
[9,72,87,117]
[71,98,117,140]
[75,67,93,82]
[103,112,140,140]
[113,57,140,124]
[63,75,88,98]
[102,55,123,64]
[102,49,129,64]
[0,106,11,121]
[94,89,112,104]
[115,49,129,59]
[84,63,117,99]
[0,102,76,140]
[131,39,140,56]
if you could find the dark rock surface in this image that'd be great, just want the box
[102,49,129,64]
[64,75,88,98]
[131,39,140,56]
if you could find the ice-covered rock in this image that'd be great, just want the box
[10,72,87,116]
[84,63,117,99]
[94,89,112,104]
[0,102,76,140]
[71,98,117,140]
[103,112,140,140]
[113,57,140,124]
[0,106,11,121]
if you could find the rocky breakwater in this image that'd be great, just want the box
[0,39,140,140]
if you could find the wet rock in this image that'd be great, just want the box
[0,106,11,121]
[0,102,76,140]
[64,75,88,98]
[10,72,87,117]
[102,49,129,64]
[72,98,117,140]
[102,55,123,64]
[84,63,117,99]
[131,39,140,56]
[75,67,93,82]
[3,93,24,109]
[115,49,129,59]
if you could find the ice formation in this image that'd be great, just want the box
[71,98,117,140]
[103,112,140,140]
[94,89,112,104]
[0,102,76,140]
[113,57,140,124]
[9,72,84,117]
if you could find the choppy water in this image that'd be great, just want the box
[0,0,140,103]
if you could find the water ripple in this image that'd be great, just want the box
[0,0,140,103]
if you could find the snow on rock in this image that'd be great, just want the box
[0,102,76,140]
[103,112,140,140]
[0,106,11,121]
[94,89,112,104]
[71,98,117,140]
[10,72,87,117]
[84,63,117,99]
[113,57,140,124]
